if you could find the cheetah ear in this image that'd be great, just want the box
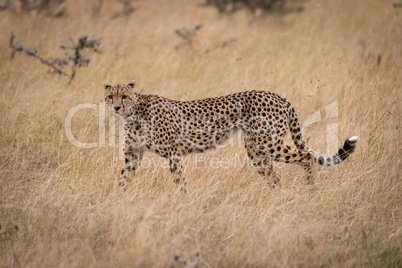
[127,80,136,88]
[104,82,111,89]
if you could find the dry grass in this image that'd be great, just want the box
[0,0,401,267]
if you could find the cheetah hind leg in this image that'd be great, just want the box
[261,158,280,188]
[250,155,280,188]
[169,153,187,193]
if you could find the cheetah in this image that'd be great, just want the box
[104,81,358,189]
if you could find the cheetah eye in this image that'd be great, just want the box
[106,95,113,100]
[121,95,128,100]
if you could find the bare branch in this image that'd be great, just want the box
[9,33,101,84]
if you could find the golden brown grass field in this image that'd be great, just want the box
[0,0,401,267]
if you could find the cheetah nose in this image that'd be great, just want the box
[113,106,121,111]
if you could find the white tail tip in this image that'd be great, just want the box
[348,136,359,142]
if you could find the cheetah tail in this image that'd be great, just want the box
[313,136,359,167]
[288,107,358,167]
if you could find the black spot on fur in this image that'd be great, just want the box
[318,157,324,165]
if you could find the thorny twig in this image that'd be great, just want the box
[61,35,101,84]
[174,24,203,49]
[201,0,305,14]
[173,24,237,52]
[1,0,66,17]
[9,33,68,76]
[10,33,101,85]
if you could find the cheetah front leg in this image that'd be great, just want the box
[119,143,143,189]
[168,152,187,193]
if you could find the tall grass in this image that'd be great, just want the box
[0,0,400,267]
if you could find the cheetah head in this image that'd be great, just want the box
[104,81,138,117]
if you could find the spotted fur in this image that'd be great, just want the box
[104,81,358,189]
